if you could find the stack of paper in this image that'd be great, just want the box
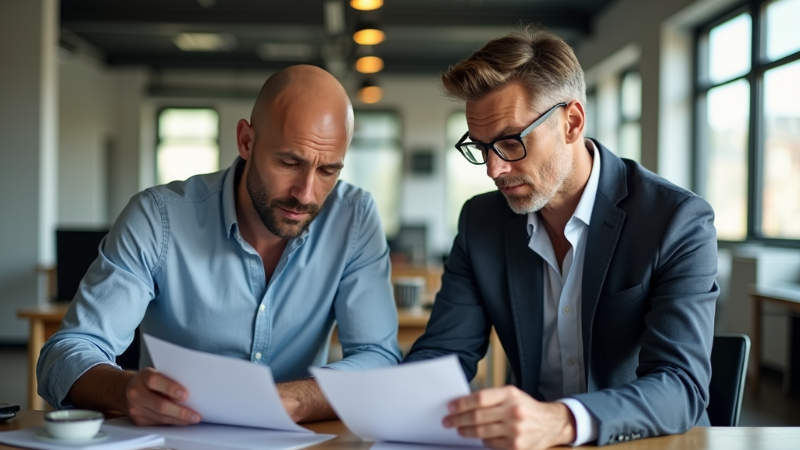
[106,419,334,450]
[0,426,163,450]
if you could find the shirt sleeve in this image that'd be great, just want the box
[323,192,402,370]
[559,398,599,446]
[36,189,166,408]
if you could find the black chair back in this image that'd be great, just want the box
[708,334,751,426]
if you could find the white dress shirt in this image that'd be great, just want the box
[526,139,600,445]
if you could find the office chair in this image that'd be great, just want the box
[707,334,751,426]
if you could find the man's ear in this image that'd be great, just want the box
[236,119,255,160]
[563,101,585,145]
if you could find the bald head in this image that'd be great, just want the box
[250,65,354,146]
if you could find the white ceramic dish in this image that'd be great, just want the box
[34,429,109,445]
[43,409,104,441]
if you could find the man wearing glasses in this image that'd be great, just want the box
[405,30,717,448]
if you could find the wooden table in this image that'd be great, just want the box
[749,283,800,392]
[3,411,800,449]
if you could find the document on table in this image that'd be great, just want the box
[106,418,335,450]
[143,334,308,432]
[311,355,483,447]
[0,425,163,450]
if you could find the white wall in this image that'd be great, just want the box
[58,51,115,226]
[0,0,59,341]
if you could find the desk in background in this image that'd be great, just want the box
[15,305,70,412]
[3,410,800,449]
[749,283,800,394]
[17,305,508,410]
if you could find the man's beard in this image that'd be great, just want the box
[246,164,321,238]
[494,147,572,215]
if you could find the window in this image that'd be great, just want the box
[340,110,403,236]
[445,112,496,233]
[586,67,642,164]
[694,0,800,242]
[618,69,642,161]
[585,87,598,139]
[156,108,220,185]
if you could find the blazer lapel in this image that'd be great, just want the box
[582,141,629,388]
[504,212,544,397]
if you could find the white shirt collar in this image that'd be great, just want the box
[527,139,601,236]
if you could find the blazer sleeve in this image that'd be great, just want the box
[403,198,492,380]
[572,194,718,445]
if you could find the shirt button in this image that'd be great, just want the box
[259,304,265,313]
[567,358,576,366]
[563,306,570,314]
[255,352,262,360]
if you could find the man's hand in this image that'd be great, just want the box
[443,386,576,449]
[123,368,201,426]
[277,379,336,423]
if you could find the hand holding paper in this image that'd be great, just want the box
[311,355,483,447]
[143,334,309,432]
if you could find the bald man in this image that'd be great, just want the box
[38,65,401,425]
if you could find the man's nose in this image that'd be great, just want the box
[486,149,511,180]
[290,170,316,205]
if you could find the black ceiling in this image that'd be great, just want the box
[60,0,614,75]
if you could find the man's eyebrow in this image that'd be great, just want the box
[469,126,518,143]
[321,161,344,171]
[275,151,304,160]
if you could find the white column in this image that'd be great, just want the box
[0,0,59,340]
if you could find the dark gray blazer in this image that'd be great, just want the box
[405,141,718,445]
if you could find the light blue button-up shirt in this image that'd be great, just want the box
[38,159,402,408]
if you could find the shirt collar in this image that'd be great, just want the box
[527,138,602,236]
[222,158,244,238]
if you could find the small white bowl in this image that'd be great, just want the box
[43,409,104,441]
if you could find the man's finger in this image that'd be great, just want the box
[142,370,188,401]
[448,387,512,413]
[134,387,201,424]
[443,404,507,428]
[456,422,508,439]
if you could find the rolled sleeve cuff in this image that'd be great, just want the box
[559,398,598,446]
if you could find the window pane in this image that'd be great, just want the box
[158,109,218,140]
[708,13,751,83]
[702,80,750,240]
[766,0,800,61]
[156,108,219,184]
[157,143,219,184]
[340,111,402,236]
[618,122,641,162]
[446,113,496,233]
[762,60,800,239]
[620,71,641,119]
[585,90,597,138]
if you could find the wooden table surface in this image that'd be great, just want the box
[3,411,800,449]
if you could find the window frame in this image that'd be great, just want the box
[692,0,800,247]
[154,105,221,185]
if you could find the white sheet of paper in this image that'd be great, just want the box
[105,418,334,450]
[0,426,164,450]
[143,334,308,433]
[311,355,483,447]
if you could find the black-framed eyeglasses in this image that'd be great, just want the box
[454,102,567,165]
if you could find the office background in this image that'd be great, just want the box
[0,0,798,425]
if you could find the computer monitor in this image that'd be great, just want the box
[55,229,108,302]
